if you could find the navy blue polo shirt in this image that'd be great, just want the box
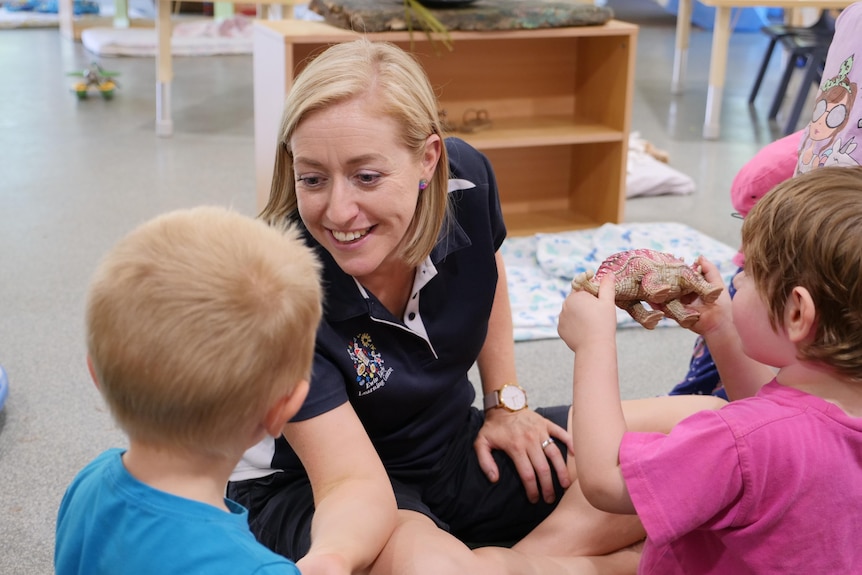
[272,138,507,476]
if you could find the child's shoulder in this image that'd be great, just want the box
[67,448,124,487]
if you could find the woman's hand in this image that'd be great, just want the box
[474,406,574,504]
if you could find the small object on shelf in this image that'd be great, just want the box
[571,249,723,330]
[438,109,457,133]
[460,108,492,133]
[67,62,120,100]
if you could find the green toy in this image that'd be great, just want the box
[68,62,120,100]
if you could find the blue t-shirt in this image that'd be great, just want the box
[56,448,300,575]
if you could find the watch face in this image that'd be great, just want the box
[500,385,527,411]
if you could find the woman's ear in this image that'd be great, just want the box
[422,133,442,181]
[784,286,817,344]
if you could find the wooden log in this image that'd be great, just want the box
[308,0,614,32]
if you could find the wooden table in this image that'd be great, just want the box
[671,0,854,140]
[153,0,300,136]
[58,0,300,136]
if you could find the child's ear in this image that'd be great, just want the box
[86,355,101,391]
[263,380,310,438]
[784,286,817,344]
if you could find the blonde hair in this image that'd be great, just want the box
[259,38,449,267]
[742,166,862,380]
[86,206,322,455]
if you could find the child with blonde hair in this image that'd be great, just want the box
[559,166,862,573]
[55,206,322,575]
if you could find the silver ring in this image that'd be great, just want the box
[541,438,554,450]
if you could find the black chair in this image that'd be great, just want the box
[748,10,835,105]
[767,32,833,123]
[780,40,830,135]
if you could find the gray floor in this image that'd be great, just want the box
[0,2,806,572]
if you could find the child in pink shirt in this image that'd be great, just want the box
[669,130,800,398]
[559,166,862,574]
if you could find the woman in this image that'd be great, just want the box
[228,38,723,575]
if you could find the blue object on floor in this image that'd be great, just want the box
[0,365,8,412]
[664,0,770,32]
[33,0,100,14]
[4,0,38,11]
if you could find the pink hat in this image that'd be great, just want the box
[730,130,803,267]
[731,130,803,218]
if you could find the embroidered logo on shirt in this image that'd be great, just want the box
[348,333,392,396]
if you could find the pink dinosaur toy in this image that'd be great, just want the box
[570,249,723,330]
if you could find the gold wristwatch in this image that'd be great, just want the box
[483,383,528,412]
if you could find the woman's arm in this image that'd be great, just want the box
[286,403,397,575]
[474,252,575,505]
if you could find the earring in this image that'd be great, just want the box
[419,179,429,191]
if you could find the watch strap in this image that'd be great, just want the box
[483,390,500,411]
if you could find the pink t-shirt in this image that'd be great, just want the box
[620,380,862,574]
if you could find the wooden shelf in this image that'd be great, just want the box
[252,19,637,236]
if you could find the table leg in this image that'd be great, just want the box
[156,0,173,137]
[57,0,74,40]
[214,3,235,19]
[671,0,692,94]
[114,0,130,28]
[702,6,732,140]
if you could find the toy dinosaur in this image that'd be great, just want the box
[571,248,723,330]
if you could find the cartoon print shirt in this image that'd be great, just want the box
[795,3,862,175]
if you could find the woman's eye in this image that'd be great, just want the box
[357,172,380,185]
[297,175,322,187]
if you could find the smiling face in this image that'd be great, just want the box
[291,95,438,286]
[808,88,852,142]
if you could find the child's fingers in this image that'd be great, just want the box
[597,272,617,302]
[696,256,726,286]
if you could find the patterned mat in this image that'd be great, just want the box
[503,222,739,341]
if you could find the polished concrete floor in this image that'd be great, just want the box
[0,2,806,572]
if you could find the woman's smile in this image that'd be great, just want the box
[330,226,373,244]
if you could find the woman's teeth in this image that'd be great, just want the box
[332,229,368,242]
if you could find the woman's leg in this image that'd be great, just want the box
[513,394,726,556]
[368,510,640,575]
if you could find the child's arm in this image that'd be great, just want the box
[689,257,775,400]
[558,273,635,515]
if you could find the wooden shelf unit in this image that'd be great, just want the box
[253,19,637,236]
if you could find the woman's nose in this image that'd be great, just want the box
[325,179,360,224]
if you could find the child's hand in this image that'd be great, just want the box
[558,272,617,352]
[684,256,734,336]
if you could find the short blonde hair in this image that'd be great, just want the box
[742,165,862,380]
[260,38,449,267]
[86,206,322,455]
